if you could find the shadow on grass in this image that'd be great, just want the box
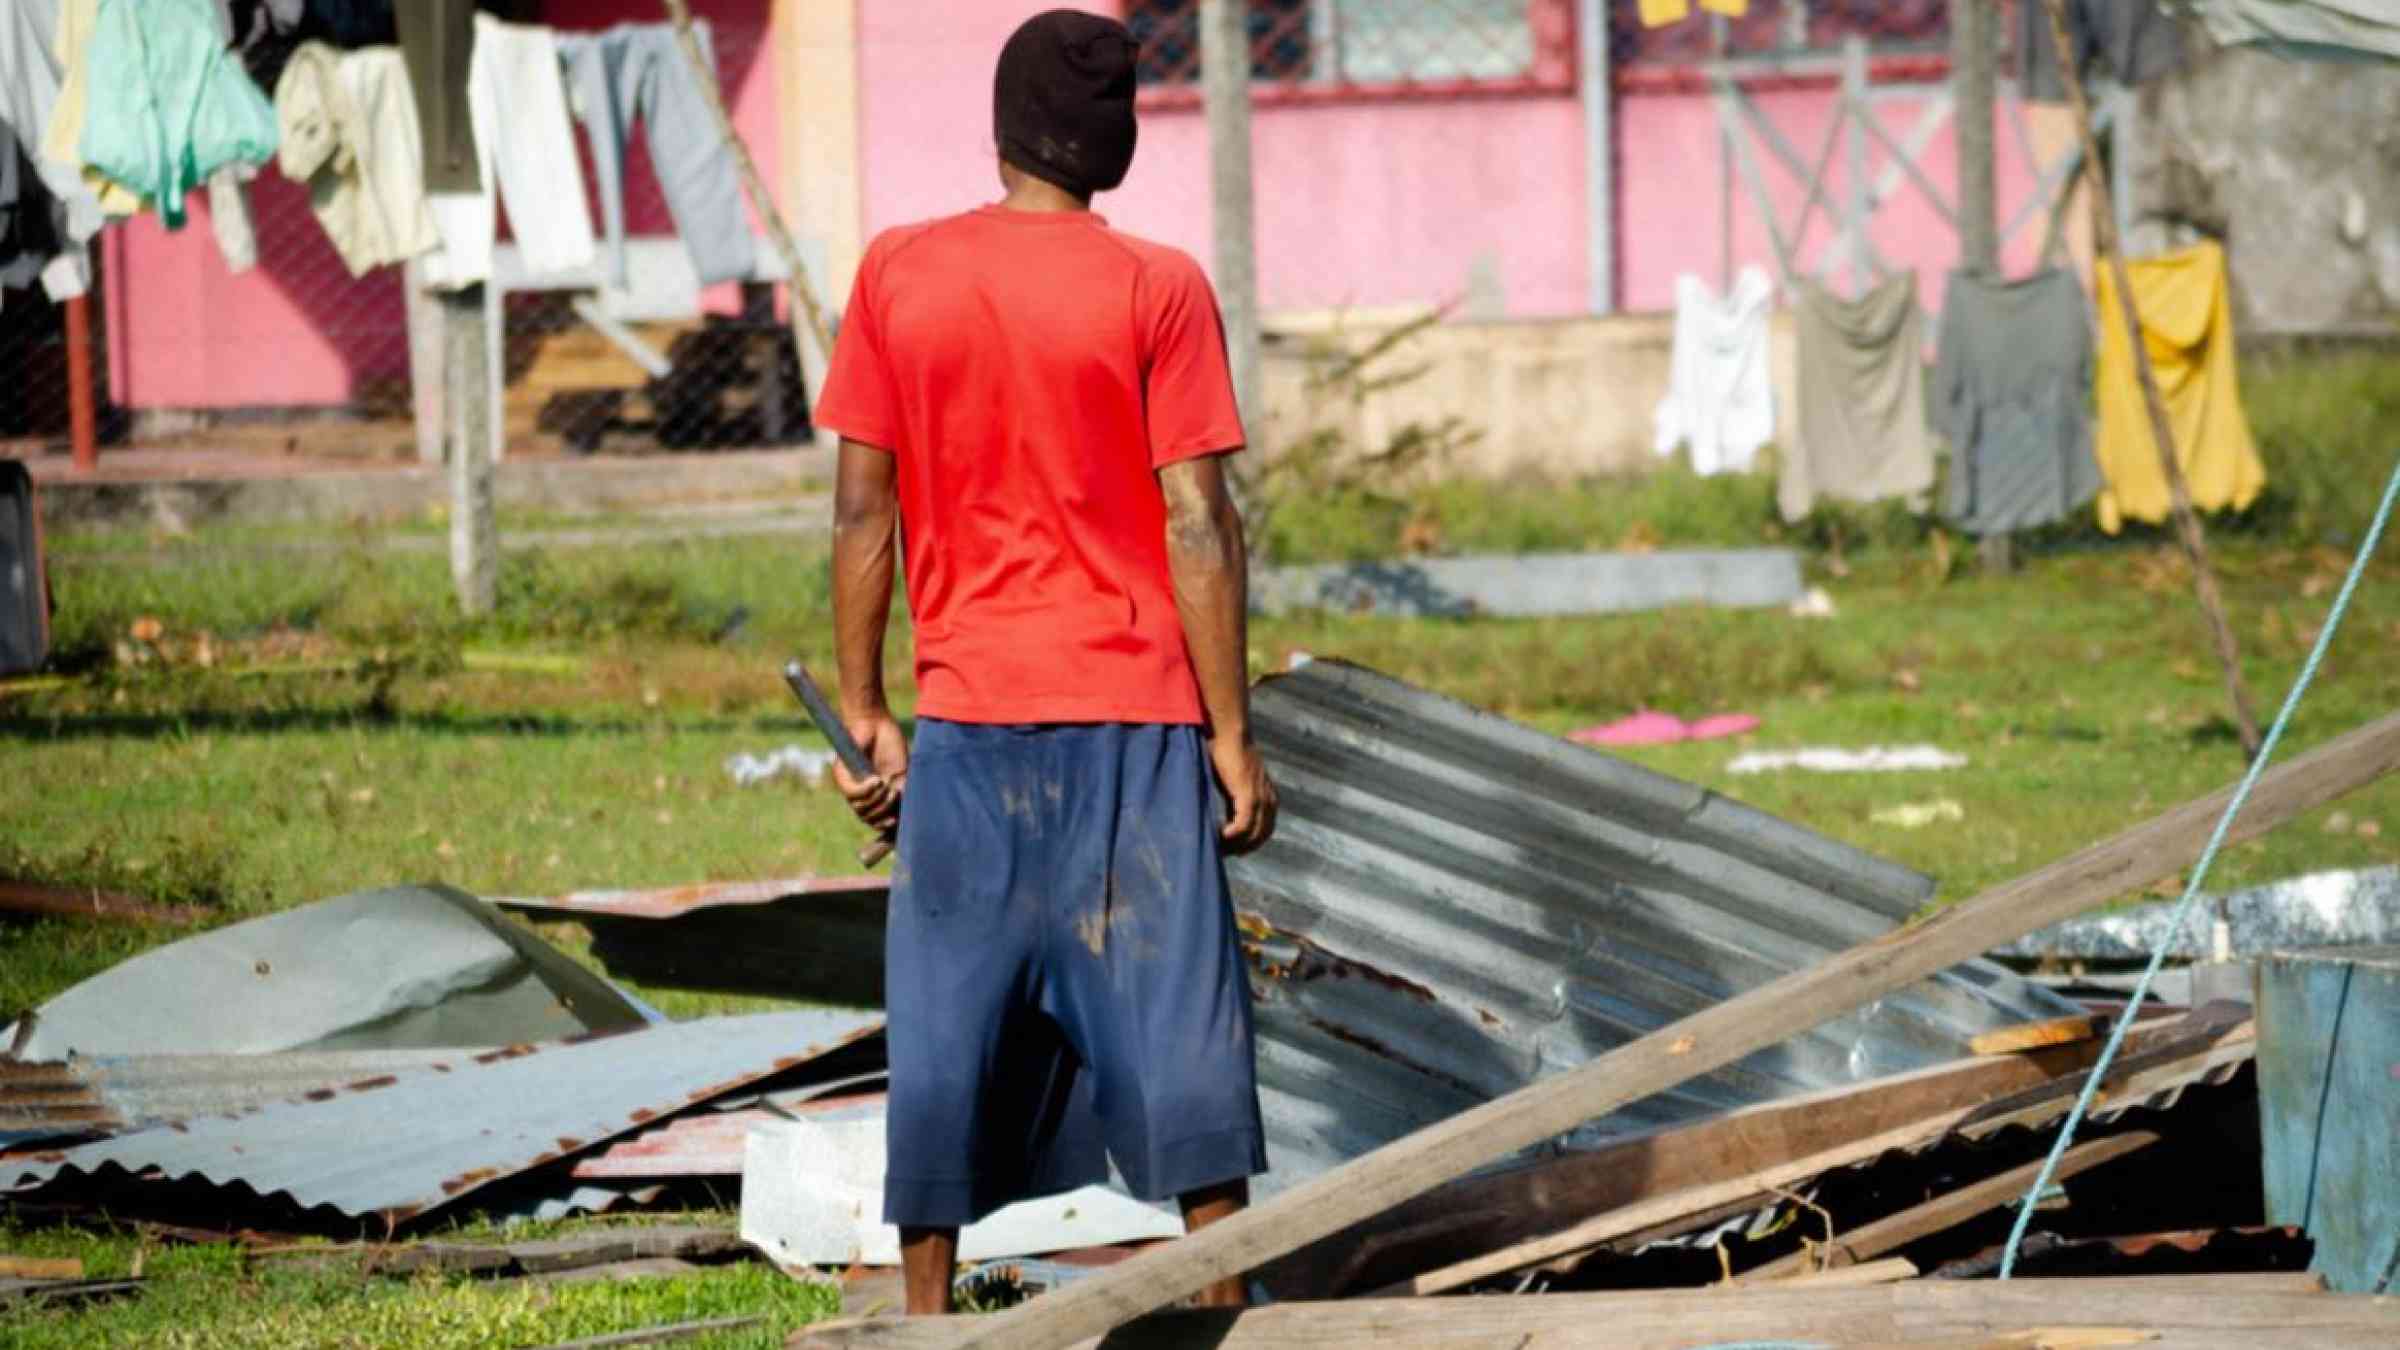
[0,709,915,745]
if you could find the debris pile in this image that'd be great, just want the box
[8,664,2400,1348]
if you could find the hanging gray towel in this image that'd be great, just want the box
[2018,0,2190,102]
[556,21,757,290]
[1934,268,2101,536]
[1782,273,1936,524]
[395,0,478,195]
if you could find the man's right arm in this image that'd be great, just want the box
[1160,455,1276,855]
[830,437,908,829]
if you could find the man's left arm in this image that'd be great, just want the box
[830,438,907,829]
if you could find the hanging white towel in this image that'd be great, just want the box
[422,14,596,288]
[1653,265,1777,476]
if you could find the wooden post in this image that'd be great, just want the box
[660,0,835,366]
[1579,0,1614,314]
[446,287,497,617]
[1953,0,2014,575]
[1201,0,1263,431]
[2037,0,2263,757]
[800,711,2400,1349]
[1842,35,1868,297]
[405,259,446,465]
[1714,15,1732,291]
[64,294,96,473]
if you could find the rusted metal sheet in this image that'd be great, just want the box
[0,1010,883,1226]
[570,1082,887,1179]
[499,878,889,1007]
[2,1049,467,1150]
[1231,661,2079,1193]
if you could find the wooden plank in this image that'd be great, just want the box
[1402,1029,2245,1296]
[1260,1007,2225,1297]
[0,1255,83,1280]
[1737,1131,2160,1281]
[531,1257,707,1286]
[533,1315,763,1350]
[0,882,206,928]
[1971,1013,2116,1057]
[837,711,2400,1350]
[794,1276,2368,1350]
[1759,1254,1917,1287]
[351,1225,746,1278]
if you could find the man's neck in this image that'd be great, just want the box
[998,173,1092,214]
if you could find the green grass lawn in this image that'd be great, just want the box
[0,1211,838,1349]
[5,347,2398,1344]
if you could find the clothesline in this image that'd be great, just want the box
[1653,236,2263,538]
[0,0,760,312]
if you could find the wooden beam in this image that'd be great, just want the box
[1263,1005,2236,1298]
[1402,1030,2245,1295]
[2036,0,2263,757]
[795,1276,2376,1350]
[819,711,2400,1350]
[1970,1013,2115,1057]
[1737,1131,2159,1280]
[1758,1254,1919,1287]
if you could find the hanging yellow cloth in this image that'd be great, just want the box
[1699,0,1749,15]
[1639,0,1691,25]
[2090,239,2265,534]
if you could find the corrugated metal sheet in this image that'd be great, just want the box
[0,1009,883,1225]
[500,879,889,1007]
[2,1049,470,1149]
[1998,865,2400,961]
[5,885,655,1062]
[1231,661,2080,1194]
[1252,549,1805,618]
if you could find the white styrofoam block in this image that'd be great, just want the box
[740,1116,1185,1266]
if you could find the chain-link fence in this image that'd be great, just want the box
[0,4,802,468]
[1129,0,1577,97]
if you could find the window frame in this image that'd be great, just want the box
[1122,0,1580,111]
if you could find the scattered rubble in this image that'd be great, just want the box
[4,666,2396,1345]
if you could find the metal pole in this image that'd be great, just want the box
[1579,0,1613,314]
[1714,14,1731,292]
[64,295,97,473]
[445,287,497,618]
[2037,0,2262,758]
[1843,35,1868,297]
[1201,0,1263,434]
[1952,0,2012,573]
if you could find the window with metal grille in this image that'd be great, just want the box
[1125,0,1576,101]
[1611,0,1950,67]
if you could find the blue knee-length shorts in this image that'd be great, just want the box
[883,719,1267,1228]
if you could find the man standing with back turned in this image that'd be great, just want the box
[814,9,1277,1318]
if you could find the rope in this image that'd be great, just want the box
[1999,451,2400,1278]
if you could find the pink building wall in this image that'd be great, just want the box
[857,1,1590,318]
[105,0,783,411]
[104,0,2059,411]
[1615,84,2050,315]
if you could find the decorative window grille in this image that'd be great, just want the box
[1125,0,1576,98]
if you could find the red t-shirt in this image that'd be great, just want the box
[813,206,1245,726]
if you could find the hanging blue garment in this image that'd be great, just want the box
[79,0,279,230]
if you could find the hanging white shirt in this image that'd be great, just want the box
[1653,265,1777,476]
[421,14,596,288]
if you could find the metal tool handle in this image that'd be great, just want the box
[782,660,896,868]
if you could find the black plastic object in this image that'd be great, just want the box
[0,459,48,675]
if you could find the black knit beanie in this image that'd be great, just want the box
[994,10,1140,197]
